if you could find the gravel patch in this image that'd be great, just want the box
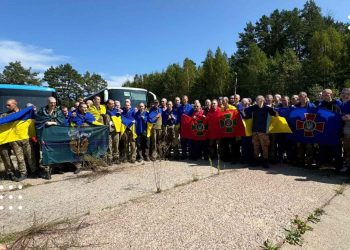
[62,166,345,249]
[0,162,347,249]
[0,160,218,234]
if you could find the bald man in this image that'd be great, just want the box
[2,99,37,181]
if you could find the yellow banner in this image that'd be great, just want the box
[0,119,36,145]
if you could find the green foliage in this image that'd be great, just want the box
[285,227,303,246]
[82,71,108,96]
[292,215,313,234]
[261,239,280,250]
[43,64,84,106]
[334,183,347,195]
[0,61,41,85]
[124,0,350,100]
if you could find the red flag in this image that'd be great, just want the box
[207,110,245,139]
[180,114,208,141]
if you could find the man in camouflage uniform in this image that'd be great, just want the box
[120,100,137,163]
[149,100,163,160]
[1,99,37,181]
[105,99,121,165]
[0,143,14,180]
[162,101,179,159]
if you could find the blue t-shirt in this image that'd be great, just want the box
[177,103,193,124]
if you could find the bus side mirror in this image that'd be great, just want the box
[103,90,109,102]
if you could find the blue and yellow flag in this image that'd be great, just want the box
[88,104,106,122]
[267,115,292,134]
[282,107,342,145]
[242,114,292,136]
[0,107,36,145]
[121,116,137,140]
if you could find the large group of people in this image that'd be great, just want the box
[1,87,350,182]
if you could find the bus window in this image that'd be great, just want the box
[108,90,147,107]
[0,89,55,113]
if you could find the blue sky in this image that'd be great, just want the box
[0,0,349,86]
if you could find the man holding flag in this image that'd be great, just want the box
[243,95,277,168]
[0,99,36,181]
[318,89,345,172]
[105,99,122,165]
[120,100,137,163]
[162,101,179,159]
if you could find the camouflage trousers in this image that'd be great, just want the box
[107,131,120,161]
[120,129,136,162]
[0,144,14,174]
[150,128,163,159]
[252,132,270,159]
[296,142,314,166]
[164,126,179,158]
[9,139,36,175]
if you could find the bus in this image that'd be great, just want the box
[85,87,157,107]
[0,84,57,113]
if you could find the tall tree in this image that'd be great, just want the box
[44,64,83,106]
[0,61,41,85]
[238,43,269,97]
[182,58,197,95]
[267,49,302,94]
[308,27,343,87]
[82,71,107,96]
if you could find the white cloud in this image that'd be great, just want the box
[0,40,68,71]
[105,74,135,87]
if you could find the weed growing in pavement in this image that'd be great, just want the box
[261,239,280,250]
[285,226,303,246]
[152,161,162,193]
[314,208,325,217]
[292,215,313,234]
[192,174,199,182]
[284,210,325,246]
[152,143,173,194]
[2,213,101,249]
[334,183,347,195]
[307,207,325,223]
[208,157,214,174]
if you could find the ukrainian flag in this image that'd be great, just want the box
[88,104,106,122]
[0,107,36,145]
[243,115,292,136]
[147,109,159,138]
[121,116,137,140]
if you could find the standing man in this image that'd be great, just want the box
[295,92,316,168]
[318,89,345,172]
[162,101,179,159]
[88,96,107,124]
[36,97,67,179]
[207,99,220,159]
[243,96,277,168]
[4,99,36,181]
[220,97,238,163]
[70,102,100,173]
[178,95,193,160]
[135,102,150,162]
[149,100,163,160]
[105,99,122,165]
[120,100,137,163]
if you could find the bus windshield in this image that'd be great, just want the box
[108,89,147,107]
[0,89,55,113]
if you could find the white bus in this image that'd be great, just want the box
[85,87,157,107]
